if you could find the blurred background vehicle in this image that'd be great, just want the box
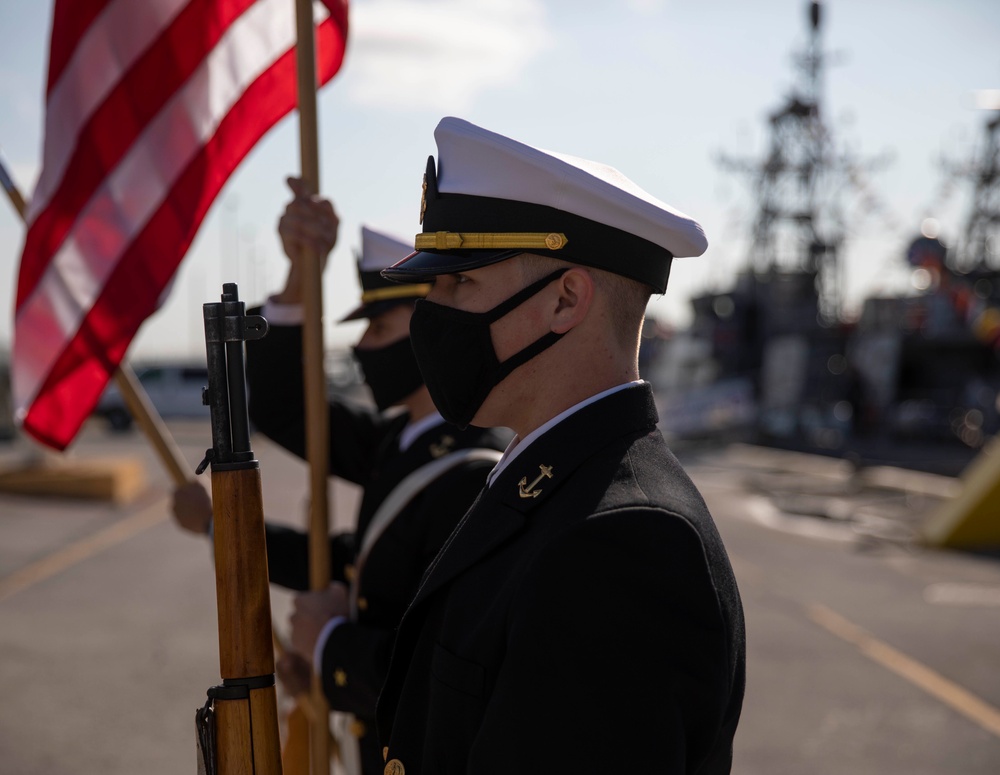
[91,350,365,432]
[93,363,211,431]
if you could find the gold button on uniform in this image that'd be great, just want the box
[385,759,405,775]
[334,668,347,687]
[344,564,356,582]
[357,597,368,612]
[349,719,367,738]
[545,232,567,250]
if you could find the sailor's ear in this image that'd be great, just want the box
[550,267,594,334]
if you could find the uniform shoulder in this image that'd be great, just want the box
[589,430,711,523]
[456,425,514,452]
[511,505,731,638]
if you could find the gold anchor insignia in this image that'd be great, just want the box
[429,435,454,458]
[518,464,554,499]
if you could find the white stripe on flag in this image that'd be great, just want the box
[13,0,332,415]
[28,0,192,224]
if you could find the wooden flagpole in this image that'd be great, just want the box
[112,365,191,485]
[0,152,28,218]
[0,158,190,488]
[293,1,333,773]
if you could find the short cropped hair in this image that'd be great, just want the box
[517,253,652,348]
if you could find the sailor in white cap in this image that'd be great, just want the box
[171,178,510,775]
[376,119,745,774]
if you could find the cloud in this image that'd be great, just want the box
[625,0,668,15]
[344,0,552,111]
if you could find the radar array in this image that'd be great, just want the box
[719,1,893,321]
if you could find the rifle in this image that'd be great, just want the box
[194,283,281,774]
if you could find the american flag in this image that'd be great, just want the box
[13,0,348,450]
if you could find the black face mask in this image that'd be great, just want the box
[409,268,569,428]
[352,336,425,412]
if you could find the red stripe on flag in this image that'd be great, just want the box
[22,17,348,449]
[19,0,258,309]
[320,0,349,34]
[46,0,115,94]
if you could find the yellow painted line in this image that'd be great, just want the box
[0,497,169,603]
[808,602,1000,738]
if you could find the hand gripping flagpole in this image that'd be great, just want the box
[0,150,190,487]
[293,2,333,773]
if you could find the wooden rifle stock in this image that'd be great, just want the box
[195,284,281,774]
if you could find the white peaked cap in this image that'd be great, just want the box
[436,118,707,259]
[360,226,413,273]
[383,117,708,293]
[340,226,430,322]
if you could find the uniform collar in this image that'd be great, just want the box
[486,380,644,488]
[488,382,657,513]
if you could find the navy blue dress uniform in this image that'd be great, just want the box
[244,226,511,775]
[374,118,746,773]
[377,384,743,773]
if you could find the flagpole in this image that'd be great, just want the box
[0,154,191,487]
[112,364,190,485]
[294,1,333,773]
[0,150,27,218]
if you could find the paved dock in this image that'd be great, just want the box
[1,423,998,773]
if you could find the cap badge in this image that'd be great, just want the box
[419,174,428,224]
[518,464,553,499]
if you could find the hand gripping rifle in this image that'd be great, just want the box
[194,283,281,775]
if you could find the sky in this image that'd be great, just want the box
[1,0,999,359]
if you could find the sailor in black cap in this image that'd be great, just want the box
[375,119,746,774]
[171,178,510,775]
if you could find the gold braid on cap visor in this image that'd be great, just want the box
[414,232,569,251]
[360,284,432,303]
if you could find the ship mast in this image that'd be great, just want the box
[721,1,882,321]
[959,110,1000,269]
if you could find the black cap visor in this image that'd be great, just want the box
[339,298,416,322]
[382,248,524,283]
